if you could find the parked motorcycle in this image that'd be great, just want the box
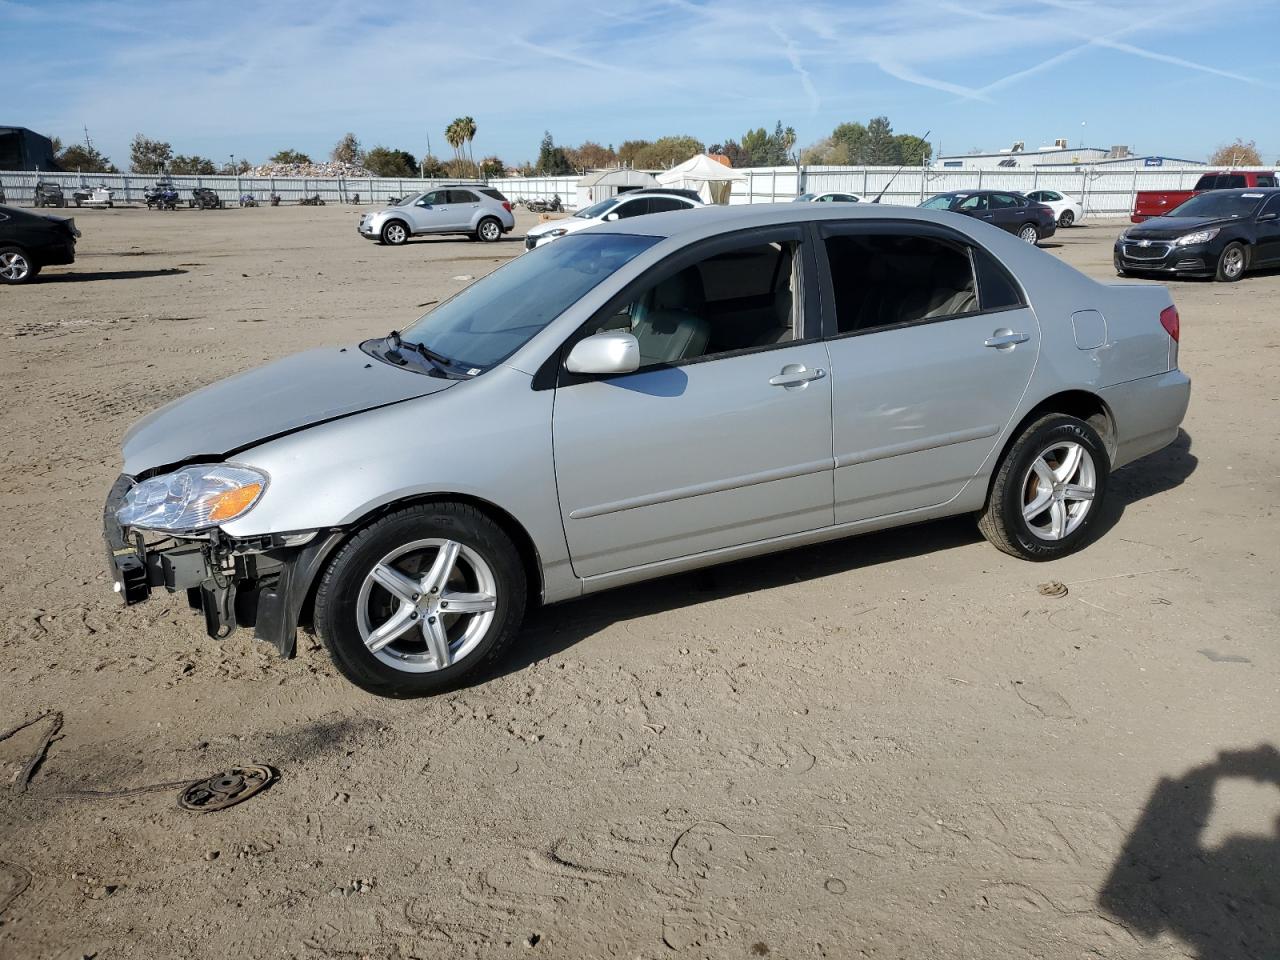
[240,194,259,208]
[33,180,66,208]
[298,194,326,206]
[525,194,563,214]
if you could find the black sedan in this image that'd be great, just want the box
[920,189,1056,244]
[0,205,79,284]
[1115,188,1280,282]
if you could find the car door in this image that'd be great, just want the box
[446,189,481,230]
[407,191,452,234]
[1255,193,1280,265]
[954,193,989,225]
[552,226,834,578]
[988,193,1026,233]
[816,222,1040,523]
[607,196,653,221]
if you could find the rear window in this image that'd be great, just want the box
[1195,174,1247,190]
[1256,175,1277,188]
[481,188,507,202]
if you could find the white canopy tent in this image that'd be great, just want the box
[655,154,747,204]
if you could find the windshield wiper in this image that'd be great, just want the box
[409,340,474,378]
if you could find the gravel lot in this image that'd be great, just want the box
[0,205,1276,959]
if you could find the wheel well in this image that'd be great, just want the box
[987,390,1116,492]
[296,493,545,633]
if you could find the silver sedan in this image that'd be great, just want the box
[106,204,1190,696]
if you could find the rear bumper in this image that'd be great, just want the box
[1101,369,1192,469]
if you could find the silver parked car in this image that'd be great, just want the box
[106,204,1190,696]
[358,186,515,244]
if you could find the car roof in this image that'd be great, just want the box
[586,200,1015,241]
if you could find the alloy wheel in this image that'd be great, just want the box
[479,219,501,241]
[385,223,407,244]
[356,538,498,673]
[1019,225,1039,244]
[0,251,30,282]
[1222,247,1244,279]
[1020,441,1096,540]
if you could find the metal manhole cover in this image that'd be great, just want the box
[178,765,277,813]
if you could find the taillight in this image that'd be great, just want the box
[1160,304,1180,342]
[502,201,512,213]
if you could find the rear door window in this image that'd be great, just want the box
[646,197,689,213]
[448,190,480,204]
[821,232,979,335]
[480,188,508,202]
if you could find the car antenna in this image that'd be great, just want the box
[872,130,930,204]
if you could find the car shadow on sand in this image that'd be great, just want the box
[474,429,1197,686]
[1098,744,1280,960]
[39,268,188,282]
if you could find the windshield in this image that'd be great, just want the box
[921,194,956,210]
[574,197,622,219]
[393,194,420,207]
[1167,192,1265,219]
[400,233,660,370]
[793,193,815,202]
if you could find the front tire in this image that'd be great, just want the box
[381,220,409,245]
[476,217,502,243]
[1215,242,1247,282]
[314,503,527,697]
[0,246,36,285]
[1057,210,1074,227]
[1017,223,1040,245]
[978,413,1109,561]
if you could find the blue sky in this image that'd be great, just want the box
[9,0,1280,168]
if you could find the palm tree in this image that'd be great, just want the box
[445,120,464,168]
[459,116,477,176]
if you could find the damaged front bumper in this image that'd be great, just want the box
[103,474,342,657]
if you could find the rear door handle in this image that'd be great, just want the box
[769,364,826,388]
[984,331,1030,348]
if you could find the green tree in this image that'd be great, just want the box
[130,133,173,173]
[1209,138,1263,166]
[740,122,793,166]
[535,131,573,175]
[458,116,477,173]
[830,122,868,163]
[864,116,900,165]
[894,134,932,165]
[330,132,361,165]
[269,148,312,165]
[170,154,217,174]
[617,139,651,166]
[565,141,617,170]
[363,146,417,177]
[478,155,506,178]
[631,135,705,169]
[708,140,751,167]
[58,143,118,172]
[419,153,447,178]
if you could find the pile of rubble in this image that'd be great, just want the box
[247,159,378,179]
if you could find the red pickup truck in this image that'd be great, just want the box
[1132,170,1278,222]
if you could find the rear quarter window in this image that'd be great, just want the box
[481,189,508,202]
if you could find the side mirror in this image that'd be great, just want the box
[565,331,639,376]
[604,212,620,222]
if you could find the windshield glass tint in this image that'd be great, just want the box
[401,234,660,370]
[1169,192,1264,219]
[921,195,955,210]
[575,197,622,219]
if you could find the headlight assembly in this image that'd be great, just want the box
[117,464,267,531]
[1175,228,1220,246]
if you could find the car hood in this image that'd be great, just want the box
[122,346,455,474]
[527,217,593,238]
[1125,216,1237,239]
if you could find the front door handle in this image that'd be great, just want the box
[769,364,826,388]
[984,330,1030,349]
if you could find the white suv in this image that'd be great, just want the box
[524,191,701,250]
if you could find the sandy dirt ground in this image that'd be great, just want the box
[0,205,1276,960]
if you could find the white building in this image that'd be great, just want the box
[574,168,657,210]
[935,140,1126,170]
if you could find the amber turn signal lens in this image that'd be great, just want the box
[208,482,263,522]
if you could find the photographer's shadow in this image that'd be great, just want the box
[1099,744,1280,960]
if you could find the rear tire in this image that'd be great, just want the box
[1215,242,1247,282]
[1018,223,1040,245]
[1058,210,1074,227]
[476,217,502,243]
[314,503,527,697]
[978,413,1109,561]
[381,220,410,245]
[0,246,36,285]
